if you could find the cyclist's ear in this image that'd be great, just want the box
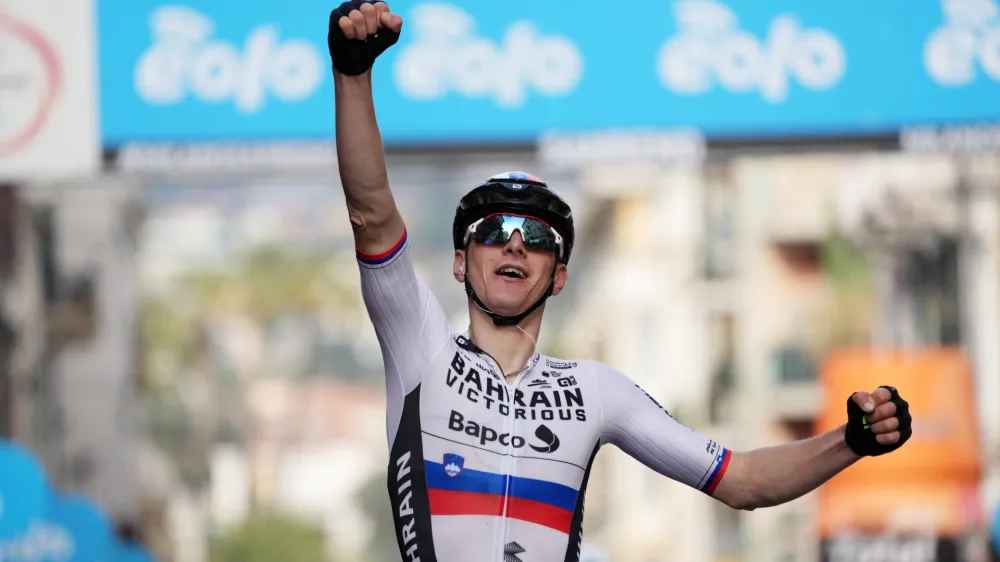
[453,249,467,283]
[551,262,568,297]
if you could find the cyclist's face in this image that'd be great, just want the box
[455,230,567,317]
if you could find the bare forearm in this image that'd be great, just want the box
[721,424,860,510]
[334,69,402,250]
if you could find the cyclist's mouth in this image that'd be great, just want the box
[495,265,528,281]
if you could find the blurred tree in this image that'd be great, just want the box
[139,244,373,504]
[140,295,215,490]
[238,245,332,319]
[209,511,331,562]
[356,471,400,562]
[817,229,876,351]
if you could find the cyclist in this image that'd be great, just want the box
[327,2,913,561]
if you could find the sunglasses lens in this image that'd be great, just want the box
[471,215,560,254]
[519,219,560,252]
[473,215,512,246]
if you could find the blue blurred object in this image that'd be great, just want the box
[44,494,115,562]
[97,0,1000,145]
[992,501,1000,556]
[0,439,51,538]
[116,542,156,562]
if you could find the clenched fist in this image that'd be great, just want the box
[328,0,404,76]
[844,385,913,457]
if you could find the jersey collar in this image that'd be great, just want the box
[455,331,542,374]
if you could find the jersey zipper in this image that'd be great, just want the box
[471,347,534,562]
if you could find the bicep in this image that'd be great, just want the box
[350,195,406,258]
[599,371,732,496]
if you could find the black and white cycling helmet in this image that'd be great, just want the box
[452,171,575,265]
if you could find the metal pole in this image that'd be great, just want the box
[873,248,897,350]
[0,184,19,438]
[956,167,975,358]
[0,317,13,438]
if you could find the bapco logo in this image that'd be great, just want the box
[448,411,561,453]
[529,424,560,453]
[657,0,846,103]
[924,0,1000,86]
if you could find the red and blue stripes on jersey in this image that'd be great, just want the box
[700,447,731,495]
[356,229,407,265]
[424,460,579,534]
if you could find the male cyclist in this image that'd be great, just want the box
[328,2,913,561]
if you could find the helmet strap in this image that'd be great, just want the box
[463,257,558,327]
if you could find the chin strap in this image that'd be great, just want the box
[464,261,558,327]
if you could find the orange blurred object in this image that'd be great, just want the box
[814,347,983,538]
[818,480,982,537]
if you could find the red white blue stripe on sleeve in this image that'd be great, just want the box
[356,229,407,265]
[424,460,579,534]
[700,448,731,495]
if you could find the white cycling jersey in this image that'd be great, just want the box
[358,230,732,562]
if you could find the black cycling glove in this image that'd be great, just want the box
[327,0,400,76]
[844,385,913,457]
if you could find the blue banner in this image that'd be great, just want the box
[97,0,1000,145]
[993,502,1000,556]
[45,494,115,562]
[116,542,156,562]
[0,440,51,538]
[0,441,159,562]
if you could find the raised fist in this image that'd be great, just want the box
[328,0,404,76]
[844,385,913,457]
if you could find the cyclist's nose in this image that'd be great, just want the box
[503,230,527,256]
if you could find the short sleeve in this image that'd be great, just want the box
[358,229,453,443]
[595,365,731,495]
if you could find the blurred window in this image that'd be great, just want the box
[704,164,737,280]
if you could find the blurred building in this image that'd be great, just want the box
[557,150,1000,562]
[211,380,386,557]
[11,184,150,521]
[1,185,40,441]
[0,0,154,550]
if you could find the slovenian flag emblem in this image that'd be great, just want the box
[443,454,464,478]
